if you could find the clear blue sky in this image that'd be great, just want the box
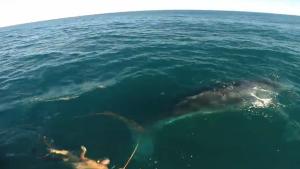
[1,0,300,27]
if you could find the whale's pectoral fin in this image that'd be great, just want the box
[75,112,145,133]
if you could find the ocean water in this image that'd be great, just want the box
[1,11,300,169]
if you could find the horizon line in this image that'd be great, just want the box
[1,9,300,29]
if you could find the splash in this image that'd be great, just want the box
[250,92,273,108]
[249,86,277,108]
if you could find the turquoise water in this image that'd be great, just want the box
[1,11,300,169]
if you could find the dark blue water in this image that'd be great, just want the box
[1,11,300,169]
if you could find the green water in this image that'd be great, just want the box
[0,11,300,169]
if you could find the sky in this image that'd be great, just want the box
[1,0,300,27]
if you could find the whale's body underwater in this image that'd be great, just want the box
[94,80,300,160]
[100,80,280,129]
[173,80,278,116]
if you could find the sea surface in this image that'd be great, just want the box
[1,11,300,169]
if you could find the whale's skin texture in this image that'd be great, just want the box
[174,80,278,115]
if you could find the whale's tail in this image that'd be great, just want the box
[92,112,145,133]
[76,112,154,161]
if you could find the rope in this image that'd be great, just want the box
[120,142,139,169]
[74,112,143,169]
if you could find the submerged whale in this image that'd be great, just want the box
[91,80,280,130]
[174,80,278,115]
[78,80,283,160]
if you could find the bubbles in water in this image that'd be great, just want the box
[248,85,278,109]
[250,93,273,108]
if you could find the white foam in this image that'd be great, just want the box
[30,81,108,102]
[250,92,273,108]
[249,85,277,108]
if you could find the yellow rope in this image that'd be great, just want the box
[121,142,139,169]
